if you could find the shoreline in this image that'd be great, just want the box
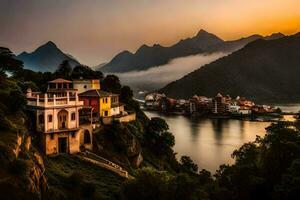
[143,109,297,123]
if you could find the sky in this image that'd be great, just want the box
[0,0,300,66]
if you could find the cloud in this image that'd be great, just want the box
[115,52,228,91]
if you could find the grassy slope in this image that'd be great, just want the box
[45,155,125,200]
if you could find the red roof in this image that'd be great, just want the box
[48,78,72,83]
[78,89,112,97]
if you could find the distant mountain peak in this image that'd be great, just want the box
[193,29,224,44]
[196,29,210,36]
[42,41,58,48]
[264,32,286,40]
[271,32,285,37]
[117,50,134,57]
[136,44,152,53]
[16,41,80,72]
[153,44,162,48]
[18,51,29,57]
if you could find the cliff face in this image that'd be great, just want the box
[0,120,48,199]
[93,122,144,169]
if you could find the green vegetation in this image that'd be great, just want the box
[45,155,125,200]
[120,121,300,200]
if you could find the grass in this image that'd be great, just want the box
[45,154,126,200]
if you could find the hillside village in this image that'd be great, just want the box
[26,78,136,155]
[145,92,281,120]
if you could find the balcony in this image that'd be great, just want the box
[27,92,83,107]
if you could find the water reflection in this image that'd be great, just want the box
[144,111,271,173]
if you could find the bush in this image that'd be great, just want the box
[81,182,96,199]
[68,172,84,189]
[9,159,30,176]
[180,156,198,173]
[8,89,27,112]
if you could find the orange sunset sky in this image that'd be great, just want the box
[0,0,300,66]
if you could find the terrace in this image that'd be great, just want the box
[27,91,83,107]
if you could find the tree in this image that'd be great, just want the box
[144,117,175,154]
[55,60,72,79]
[101,75,121,93]
[274,159,300,200]
[121,168,209,200]
[0,47,23,76]
[147,117,169,134]
[121,167,170,200]
[231,142,260,167]
[71,65,103,79]
[180,156,198,173]
[8,89,27,112]
[120,86,133,103]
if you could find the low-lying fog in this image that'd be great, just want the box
[113,52,228,96]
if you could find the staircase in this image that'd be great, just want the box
[76,151,132,179]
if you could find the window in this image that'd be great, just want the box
[89,99,92,105]
[105,98,108,103]
[102,99,105,103]
[50,133,54,140]
[71,132,76,138]
[84,85,87,89]
[39,114,44,124]
[71,112,76,121]
[104,111,108,116]
[84,130,91,144]
[48,114,53,122]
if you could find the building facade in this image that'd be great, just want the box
[73,79,101,94]
[79,89,135,124]
[26,78,93,155]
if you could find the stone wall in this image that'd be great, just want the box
[43,130,80,155]
[102,112,136,125]
[78,124,93,151]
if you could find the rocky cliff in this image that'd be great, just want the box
[0,124,48,199]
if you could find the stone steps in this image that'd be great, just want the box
[76,151,133,179]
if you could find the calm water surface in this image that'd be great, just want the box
[145,111,271,173]
[144,104,300,172]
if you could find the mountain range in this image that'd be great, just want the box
[17,41,80,72]
[160,33,300,103]
[99,30,285,73]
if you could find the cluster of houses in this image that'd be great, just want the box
[145,92,277,116]
[26,78,136,155]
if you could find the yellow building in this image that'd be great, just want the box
[78,89,117,118]
[78,88,136,124]
[73,79,101,94]
[99,94,111,117]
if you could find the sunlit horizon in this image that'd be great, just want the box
[1,0,300,66]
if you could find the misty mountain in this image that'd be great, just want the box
[207,32,286,52]
[17,41,80,72]
[160,33,300,103]
[100,30,285,73]
[93,62,107,70]
[99,29,224,73]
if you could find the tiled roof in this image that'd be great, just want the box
[78,89,112,97]
[48,78,72,83]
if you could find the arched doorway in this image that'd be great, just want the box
[84,130,91,144]
[58,110,68,129]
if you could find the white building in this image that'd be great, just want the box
[26,79,93,155]
[73,79,101,94]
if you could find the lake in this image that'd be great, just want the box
[144,104,300,173]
